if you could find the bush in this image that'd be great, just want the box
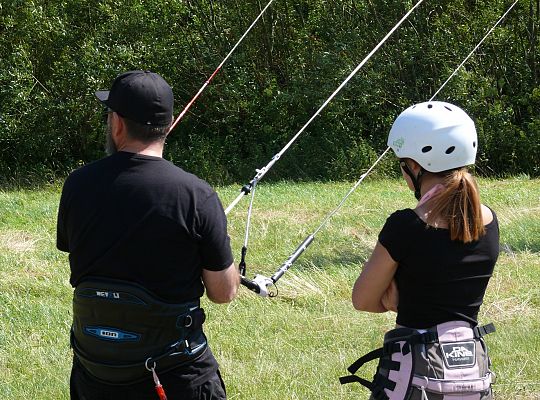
[1,0,538,185]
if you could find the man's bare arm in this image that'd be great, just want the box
[202,263,240,304]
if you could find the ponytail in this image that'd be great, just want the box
[426,168,485,243]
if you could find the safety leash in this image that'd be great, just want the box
[240,1,518,296]
[168,0,276,133]
[151,366,168,400]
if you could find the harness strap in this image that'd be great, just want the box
[411,372,493,393]
[338,374,375,388]
[373,373,397,391]
[176,308,205,329]
[384,341,401,355]
[366,374,396,400]
[347,348,383,374]
[408,331,438,345]
[379,358,400,371]
[473,323,496,338]
[372,386,390,400]
[338,375,391,400]
[347,343,401,374]
[397,323,493,348]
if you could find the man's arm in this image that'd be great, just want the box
[56,183,70,252]
[202,263,240,304]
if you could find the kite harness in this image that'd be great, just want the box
[71,278,207,398]
[340,321,496,400]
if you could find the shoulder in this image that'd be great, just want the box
[379,208,421,238]
[152,159,215,194]
[158,162,223,212]
[384,208,419,227]
[378,209,419,262]
[481,204,495,226]
[62,156,112,189]
[172,165,216,200]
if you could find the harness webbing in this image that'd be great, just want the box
[474,322,496,337]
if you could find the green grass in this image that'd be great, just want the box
[1,178,539,399]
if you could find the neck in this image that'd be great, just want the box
[118,142,164,158]
[419,173,445,197]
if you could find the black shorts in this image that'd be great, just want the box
[70,359,227,400]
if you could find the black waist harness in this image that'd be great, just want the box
[71,278,207,384]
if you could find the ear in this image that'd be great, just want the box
[408,159,423,175]
[110,112,126,139]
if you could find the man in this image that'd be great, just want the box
[57,70,239,399]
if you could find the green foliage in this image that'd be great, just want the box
[1,0,539,184]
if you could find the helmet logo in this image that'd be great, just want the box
[393,137,405,151]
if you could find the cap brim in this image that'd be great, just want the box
[95,90,110,105]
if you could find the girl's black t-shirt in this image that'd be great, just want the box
[378,208,499,328]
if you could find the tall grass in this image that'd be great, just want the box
[0,178,539,399]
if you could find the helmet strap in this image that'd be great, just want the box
[400,160,424,200]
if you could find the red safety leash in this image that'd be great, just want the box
[151,367,168,400]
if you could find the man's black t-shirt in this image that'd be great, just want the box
[57,151,233,303]
[378,208,499,329]
[57,151,234,391]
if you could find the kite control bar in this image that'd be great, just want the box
[240,275,275,297]
[240,235,315,297]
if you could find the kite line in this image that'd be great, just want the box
[169,0,276,132]
[239,0,518,297]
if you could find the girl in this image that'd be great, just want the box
[342,101,499,400]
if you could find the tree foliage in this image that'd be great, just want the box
[1,0,539,184]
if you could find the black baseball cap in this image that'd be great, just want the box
[96,70,174,126]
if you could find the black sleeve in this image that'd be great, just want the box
[56,182,70,252]
[195,191,234,271]
[378,210,414,263]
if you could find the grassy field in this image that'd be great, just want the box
[0,177,539,399]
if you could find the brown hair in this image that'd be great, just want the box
[426,168,485,243]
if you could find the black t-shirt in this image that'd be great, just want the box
[57,152,234,390]
[57,151,233,303]
[378,208,499,328]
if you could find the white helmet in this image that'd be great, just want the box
[387,101,477,172]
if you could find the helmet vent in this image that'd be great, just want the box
[445,146,456,154]
[444,105,452,111]
[427,104,433,109]
[473,141,477,148]
[422,146,432,153]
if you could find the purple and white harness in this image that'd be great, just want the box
[340,321,495,400]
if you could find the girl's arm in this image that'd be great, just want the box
[352,241,398,313]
